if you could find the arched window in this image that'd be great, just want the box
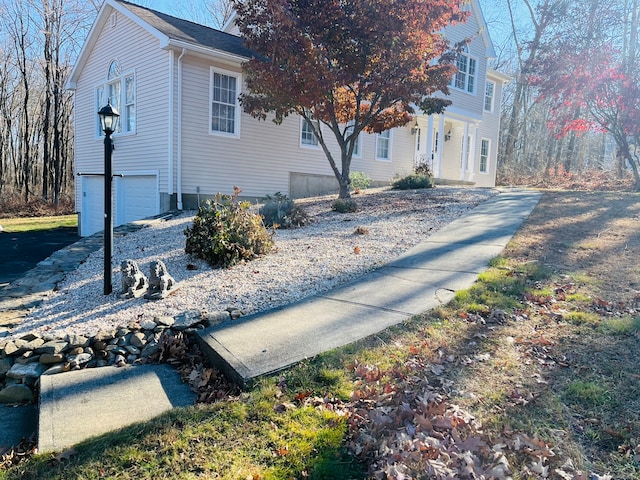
[108,60,120,79]
[452,45,476,94]
[95,60,136,136]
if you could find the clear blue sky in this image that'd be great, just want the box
[143,0,518,63]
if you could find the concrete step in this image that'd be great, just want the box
[38,364,195,453]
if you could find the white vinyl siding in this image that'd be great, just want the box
[74,8,170,216]
[210,67,240,136]
[376,130,392,160]
[484,80,495,112]
[179,55,411,198]
[480,138,490,173]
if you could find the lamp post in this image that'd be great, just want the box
[98,103,119,295]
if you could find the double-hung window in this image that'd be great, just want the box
[210,67,241,136]
[95,60,136,136]
[453,46,476,94]
[300,118,319,147]
[480,139,490,173]
[484,81,495,112]
[376,130,391,160]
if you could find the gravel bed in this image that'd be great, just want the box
[10,187,497,340]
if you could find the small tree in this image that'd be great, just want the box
[232,0,468,198]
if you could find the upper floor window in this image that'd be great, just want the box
[480,138,490,173]
[376,130,392,160]
[210,67,241,136]
[452,45,476,94]
[300,118,319,147]
[484,80,495,112]
[95,60,135,136]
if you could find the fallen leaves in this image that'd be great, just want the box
[155,331,239,403]
[345,353,564,479]
[0,437,37,469]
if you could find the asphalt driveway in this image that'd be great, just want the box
[0,226,79,287]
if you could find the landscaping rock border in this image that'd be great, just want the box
[0,308,242,405]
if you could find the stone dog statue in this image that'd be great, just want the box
[120,259,148,298]
[144,259,178,300]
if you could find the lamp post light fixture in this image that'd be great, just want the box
[98,103,119,295]
[411,120,419,135]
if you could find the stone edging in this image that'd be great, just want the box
[0,308,241,405]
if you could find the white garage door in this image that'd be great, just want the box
[80,173,159,237]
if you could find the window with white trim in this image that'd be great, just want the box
[95,60,136,136]
[376,130,391,160]
[484,80,495,112]
[300,118,319,147]
[210,67,241,136]
[480,138,490,173]
[452,46,476,94]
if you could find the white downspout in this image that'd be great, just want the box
[168,50,174,200]
[177,48,186,210]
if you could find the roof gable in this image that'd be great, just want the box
[115,1,252,57]
[67,0,252,90]
[469,0,496,58]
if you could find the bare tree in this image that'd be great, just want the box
[0,0,95,208]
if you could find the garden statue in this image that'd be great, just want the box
[120,259,148,298]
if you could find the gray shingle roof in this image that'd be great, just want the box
[116,0,253,58]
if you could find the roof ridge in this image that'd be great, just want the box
[114,0,238,39]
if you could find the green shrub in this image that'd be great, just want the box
[259,192,311,229]
[349,171,372,193]
[392,174,434,190]
[184,191,273,268]
[331,198,358,213]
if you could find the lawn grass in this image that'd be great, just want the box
[0,214,77,232]
[5,252,637,479]
[2,192,639,479]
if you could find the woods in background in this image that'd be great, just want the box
[0,0,97,209]
[494,0,640,189]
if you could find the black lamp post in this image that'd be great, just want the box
[98,103,119,295]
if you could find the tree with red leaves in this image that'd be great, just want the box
[231,0,469,198]
[531,0,640,189]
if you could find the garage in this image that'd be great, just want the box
[80,172,159,237]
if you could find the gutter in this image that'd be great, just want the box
[164,39,250,64]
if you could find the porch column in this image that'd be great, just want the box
[436,115,445,178]
[460,122,470,180]
[467,123,478,182]
[425,116,434,171]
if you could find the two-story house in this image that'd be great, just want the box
[66,0,507,236]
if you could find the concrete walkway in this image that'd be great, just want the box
[197,189,541,386]
[0,189,541,453]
